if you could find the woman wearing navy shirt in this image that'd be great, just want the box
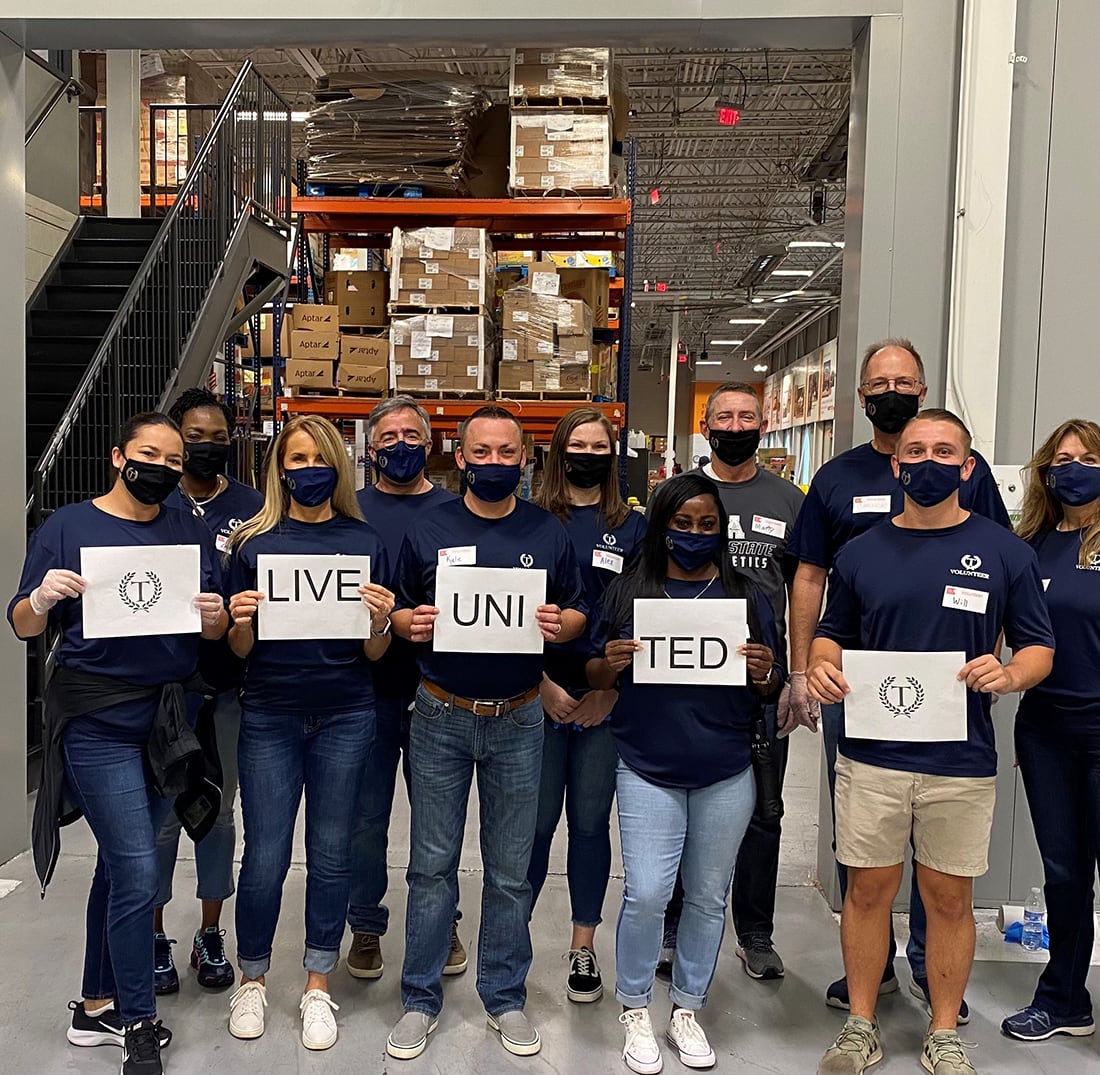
[528,408,647,1005]
[1003,418,1100,1044]
[9,412,226,1075]
[587,474,782,1075]
[224,415,394,1053]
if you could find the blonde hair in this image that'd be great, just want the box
[227,415,363,551]
[1017,418,1100,568]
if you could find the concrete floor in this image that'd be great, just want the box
[2,732,1098,1075]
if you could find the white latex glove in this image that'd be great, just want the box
[777,671,821,738]
[29,568,86,615]
[193,592,225,629]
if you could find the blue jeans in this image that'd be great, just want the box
[615,762,755,1010]
[401,685,543,1017]
[63,709,175,1024]
[235,705,374,978]
[1015,698,1100,1017]
[155,690,241,907]
[527,716,618,927]
[823,702,926,977]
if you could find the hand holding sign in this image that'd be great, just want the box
[739,642,774,682]
[359,582,395,634]
[409,605,441,642]
[605,638,642,673]
[808,660,849,704]
[194,592,225,630]
[536,604,564,641]
[30,567,86,614]
[229,590,264,627]
[959,653,1014,694]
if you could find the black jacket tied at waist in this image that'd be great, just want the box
[32,665,203,896]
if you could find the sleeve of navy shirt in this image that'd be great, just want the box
[754,589,786,682]
[8,509,66,631]
[393,531,426,613]
[814,551,863,651]
[962,450,1011,529]
[786,477,834,568]
[547,523,587,619]
[1001,545,1056,654]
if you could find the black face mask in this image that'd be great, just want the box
[563,451,614,489]
[120,458,183,505]
[183,441,230,482]
[708,428,761,468]
[863,390,921,434]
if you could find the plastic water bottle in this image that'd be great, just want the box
[1021,887,1045,951]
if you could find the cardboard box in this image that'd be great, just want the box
[290,330,341,360]
[291,304,340,332]
[390,227,493,308]
[510,111,613,193]
[510,48,612,100]
[497,361,536,392]
[238,312,290,358]
[558,269,609,328]
[284,359,335,389]
[342,336,390,365]
[390,313,494,391]
[337,362,388,395]
[324,271,389,328]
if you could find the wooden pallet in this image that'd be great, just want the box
[509,96,612,109]
[387,303,489,316]
[337,325,389,336]
[400,389,494,400]
[495,390,594,402]
[283,388,390,400]
[509,187,619,200]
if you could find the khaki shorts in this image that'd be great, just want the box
[835,753,996,877]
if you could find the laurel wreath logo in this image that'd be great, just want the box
[878,675,925,718]
[119,570,163,614]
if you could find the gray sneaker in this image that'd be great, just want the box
[487,1010,541,1056]
[736,936,785,980]
[386,1011,438,1060]
[818,1016,883,1075]
[921,1029,976,1074]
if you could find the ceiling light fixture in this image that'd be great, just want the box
[773,297,789,303]
[750,297,766,304]
[753,364,768,372]
[696,360,723,366]
[787,241,837,249]
[770,269,814,277]
[708,339,744,346]
[736,246,787,289]
[728,317,767,325]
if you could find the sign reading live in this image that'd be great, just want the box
[433,564,547,654]
[256,554,372,640]
[843,649,967,742]
[632,598,748,685]
[80,544,202,639]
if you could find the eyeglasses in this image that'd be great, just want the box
[860,377,924,395]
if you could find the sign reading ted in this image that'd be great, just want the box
[632,598,748,685]
[256,554,372,640]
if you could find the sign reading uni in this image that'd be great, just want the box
[257,554,372,640]
[433,564,547,654]
[80,544,202,639]
[632,598,748,685]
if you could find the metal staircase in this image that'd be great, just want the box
[27,60,293,522]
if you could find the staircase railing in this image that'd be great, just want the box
[29,61,293,524]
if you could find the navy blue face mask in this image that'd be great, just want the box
[463,462,520,503]
[375,441,427,485]
[898,459,963,507]
[283,466,337,508]
[664,530,720,572]
[1047,460,1100,507]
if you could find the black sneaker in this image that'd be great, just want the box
[190,926,235,990]
[153,933,179,996]
[121,1020,163,1075]
[825,964,899,1010]
[655,926,677,980]
[736,935,785,980]
[566,947,603,1003]
[66,1001,172,1050]
[910,974,971,1025]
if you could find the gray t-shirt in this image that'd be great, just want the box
[692,464,806,655]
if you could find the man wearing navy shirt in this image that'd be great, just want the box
[784,338,1010,1013]
[388,406,586,1062]
[346,396,466,981]
[809,409,1053,1075]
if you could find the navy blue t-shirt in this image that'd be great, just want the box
[593,582,781,789]
[167,477,264,692]
[543,504,647,697]
[816,514,1055,777]
[789,442,1010,570]
[227,515,390,714]
[394,496,586,698]
[357,482,458,700]
[1025,528,1100,705]
[8,499,218,687]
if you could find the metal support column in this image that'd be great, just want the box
[616,136,636,497]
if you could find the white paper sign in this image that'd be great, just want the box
[256,554,372,641]
[433,564,546,654]
[632,598,748,685]
[843,650,968,742]
[81,544,201,639]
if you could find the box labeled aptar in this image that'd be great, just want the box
[290,330,341,360]
[337,363,388,395]
[343,337,389,365]
[291,304,340,331]
[283,359,335,389]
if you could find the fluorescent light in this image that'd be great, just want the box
[708,339,744,345]
[770,269,814,277]
[753,364,768,372]
[696,360,723,366]
[834,241,846,248]
[728,318,766,325]
[787,241,835,249]
[750,297,766,304]
[773,297,789,303]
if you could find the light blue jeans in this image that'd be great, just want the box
[615,761,755,1010]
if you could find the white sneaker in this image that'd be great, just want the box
[300,988,339,1051]
[667,1009,716,1069]
[620,1008,663,1074]
[228,980,267,1040]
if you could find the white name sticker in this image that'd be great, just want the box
[852,494,892,514]
[942,585,989,615]
[1042,578,1051,591]
[592,549,625,574]
[215,533,229,552]
[752,515,787,540]
[438,545,477,567]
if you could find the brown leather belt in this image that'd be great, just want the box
[421,678,540,717]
